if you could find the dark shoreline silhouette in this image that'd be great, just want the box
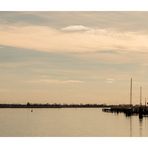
[1,103,148,119]
[102,105,148,118]
[0,103,108,108]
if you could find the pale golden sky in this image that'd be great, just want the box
[0,12,148,104]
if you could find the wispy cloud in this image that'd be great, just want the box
[1,12,148,32]
[61,25,91,32]
[1,12,148,104]
[26,79,84,84]
[1,25,148,54]
[105,78,115,84]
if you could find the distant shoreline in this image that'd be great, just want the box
[0,103,108,108]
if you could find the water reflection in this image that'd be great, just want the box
[130,116,132,137]
[127,115,144,137]
[1,108,148,136]
[139,117,143,137]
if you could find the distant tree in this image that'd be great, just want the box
[27,102,30,106]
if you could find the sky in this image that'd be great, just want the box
[0,12,148,104]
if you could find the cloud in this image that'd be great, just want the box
[61,25,91,32]
[2,12,148,33]
[26,79,84,84]
[105,78,115,84]
[1,25,148,55]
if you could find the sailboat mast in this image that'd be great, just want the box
[130,78,132,106]
[140,86,142,106]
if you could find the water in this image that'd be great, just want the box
[0,108,148,137]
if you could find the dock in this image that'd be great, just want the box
[102,78,148,118]
[102,105,148,118]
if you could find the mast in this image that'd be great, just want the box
[140,86,142,106]
[130,78,132,106]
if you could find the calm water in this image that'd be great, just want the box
[0,108,148,137]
